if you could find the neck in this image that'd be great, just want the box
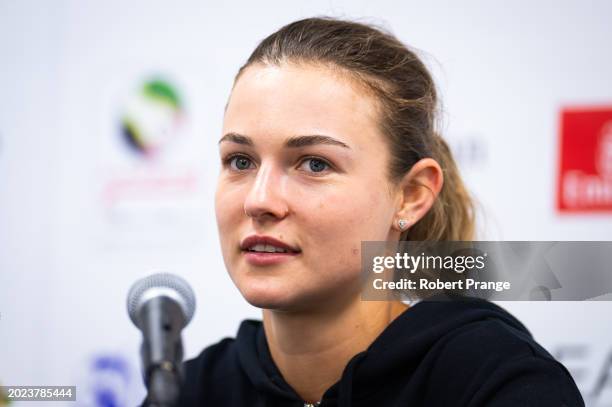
[262,297,409,404]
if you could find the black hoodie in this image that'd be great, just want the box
[177,296,584,406]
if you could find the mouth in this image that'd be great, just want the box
[240,235,301,266]
[243,243,300,253]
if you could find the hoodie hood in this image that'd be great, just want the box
[234,295,532,407]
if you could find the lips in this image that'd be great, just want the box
[240,235,301,253]
[240,235,301,266]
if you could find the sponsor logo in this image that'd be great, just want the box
[557,106,612,212]
[94,74,203,250]
[120,78,184,158]
[79,354,133,407]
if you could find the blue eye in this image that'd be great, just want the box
[301,157,330,173]
[229,155,253,170]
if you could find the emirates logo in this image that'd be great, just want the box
[557,107,612,212]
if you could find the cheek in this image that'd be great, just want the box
[296,184,391,271]
[214,183,243,242]
[300,186,389,240]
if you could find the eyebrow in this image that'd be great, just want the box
[218,132,351,149]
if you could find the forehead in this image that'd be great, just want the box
[223,63,382,145]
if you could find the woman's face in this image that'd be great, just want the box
[215,63,400,311]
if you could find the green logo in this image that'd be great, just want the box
[120,78,184,157]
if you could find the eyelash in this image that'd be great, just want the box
[221,153,334,175]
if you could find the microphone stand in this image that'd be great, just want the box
[140,297,185,407]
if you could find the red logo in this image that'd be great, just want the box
[557,106,612,212]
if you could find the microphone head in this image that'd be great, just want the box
[127,273,196,328]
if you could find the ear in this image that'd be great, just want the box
[393,158,444,231]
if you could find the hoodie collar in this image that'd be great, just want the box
[235,295,530,407]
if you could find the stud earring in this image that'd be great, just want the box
[398,219,408,230]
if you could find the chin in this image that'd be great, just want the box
[235,277,316,311]
[240,287,298,310]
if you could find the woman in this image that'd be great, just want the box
[180,17,584,406]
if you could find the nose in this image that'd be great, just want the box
[243,162,289,220]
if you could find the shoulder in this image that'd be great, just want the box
[426,310,584,406]
[433,312,547,365]
[180,320,261,406]
[183,336,238,382]
[183,319,261,378]
[180,337,238,403]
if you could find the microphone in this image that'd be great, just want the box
[127,273,196,407]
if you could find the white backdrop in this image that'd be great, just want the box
[1,1,611,406]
